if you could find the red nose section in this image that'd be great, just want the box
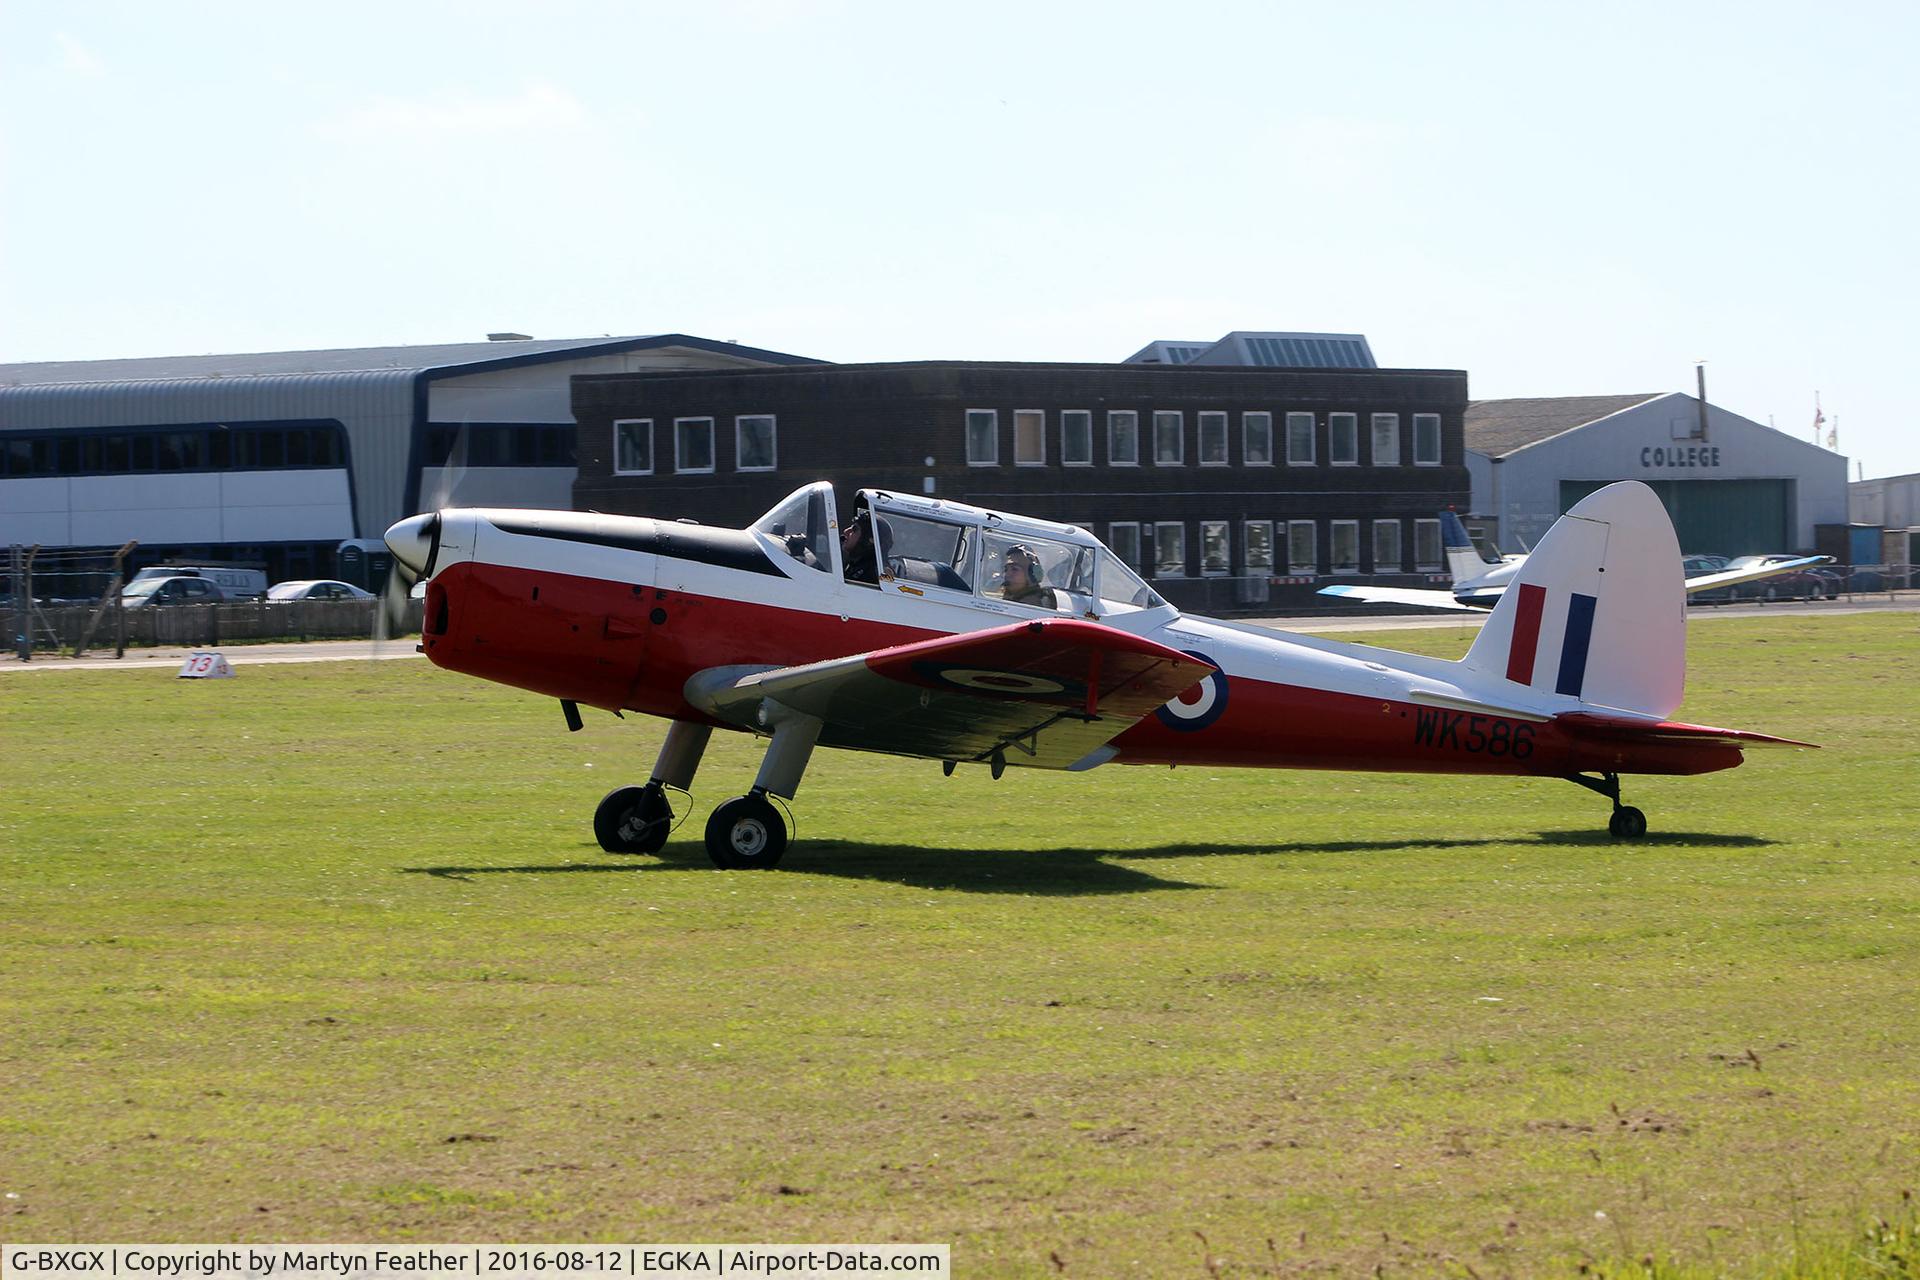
[421,562,649,711]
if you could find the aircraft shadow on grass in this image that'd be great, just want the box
[402,830,1773,897]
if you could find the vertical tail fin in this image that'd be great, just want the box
[1461,482,1686,717]
[1441,510,1495,582]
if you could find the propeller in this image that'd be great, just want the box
[374,423,468,654]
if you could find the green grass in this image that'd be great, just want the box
[2,613,1917,1276]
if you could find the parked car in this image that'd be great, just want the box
[267,579,376,602]
[127,564,268,600]
[1681,554,1734,604]
[1723,555,1829,603]
[121,575,227,607]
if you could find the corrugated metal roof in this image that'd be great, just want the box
[1194,331,1377,369]
[1121,340,1217,365]
[0,333,819,386]
[1465,393,1670,458]
[1124,331,1378,369]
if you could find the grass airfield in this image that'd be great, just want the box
[2,613,1917,1276]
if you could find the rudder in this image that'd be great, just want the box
[1461,482,1685,717]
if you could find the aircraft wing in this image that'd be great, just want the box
[1321,552,1835,613]
[684,618,1214,769]
[1683,555,1834,594]
[1317,584,1489,612]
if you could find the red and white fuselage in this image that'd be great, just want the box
[391,483,1796,798]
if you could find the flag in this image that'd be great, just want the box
[1812,406,1825,445]
[1827,418,1838,450]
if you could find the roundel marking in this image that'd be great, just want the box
[1155,649,1229,732]
[910,661,1084,701]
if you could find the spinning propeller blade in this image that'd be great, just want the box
[373,424,467,655]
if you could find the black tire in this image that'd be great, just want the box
[593,784,672,855]
[705,793,788,869]
[1608,806,1648,840]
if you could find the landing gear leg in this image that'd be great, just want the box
[594,721,711,855]
[706,705,821,869]
[1566,771,1648,841]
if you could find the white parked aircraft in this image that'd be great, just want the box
[1320,512,1833,613]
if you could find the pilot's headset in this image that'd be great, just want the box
[1004,544,1044,586]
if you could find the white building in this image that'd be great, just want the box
[1466,393,1849,556]
[0,334,816,581]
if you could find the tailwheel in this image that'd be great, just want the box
[1608,806,1648,840]
[1567,772,1650,841]
[593,783,674,855]
[705,791,788,869]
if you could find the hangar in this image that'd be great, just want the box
[0,334,816,582]
[1466,392,1849,557]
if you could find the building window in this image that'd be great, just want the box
[1062,410,1092,465]
[1107,521,1142,568]
[1014,409,1046,465]
[1287,520,1317,573]
[613,420,652,474]
[1198,412,1229,465]
[1329,413,1359,466]
[1201,520,1230,575]
[1331,519,1360,572]
[1414,413,1441,466]
[675,417,715,473]
[736,415,776,471]
[1153,522,1186,577]
[1243,412,1274,466]
[1244,520,1274,572]
[966,409,999,465]
[1415,517,1443,569]
[1153,411,1183,465]
[1108,410,1139,465]
[1286,411,1315,465]
[1373,518,1403,573]
[1371,413,1400,466]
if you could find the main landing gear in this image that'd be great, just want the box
[593,708,823,870]
[594,720,710,857]
[1566,771,1649,840]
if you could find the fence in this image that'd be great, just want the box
[12,598,424,653]
[8,566,1914,658]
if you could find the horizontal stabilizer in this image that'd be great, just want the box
[1555,710,1818,750]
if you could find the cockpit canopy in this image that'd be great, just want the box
[750,482,1164,616]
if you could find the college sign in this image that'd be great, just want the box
[1641,444,1723,469]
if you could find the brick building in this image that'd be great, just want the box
[572,360,1469,611]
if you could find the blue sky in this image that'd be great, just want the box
[3,0,1914,476]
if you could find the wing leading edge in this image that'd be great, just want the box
[684,618,1214,769]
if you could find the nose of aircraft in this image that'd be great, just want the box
[385,513,438,576]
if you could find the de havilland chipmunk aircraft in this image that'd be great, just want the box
[382,480,1813,868]
[1319,510,1834,612]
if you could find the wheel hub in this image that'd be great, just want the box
[730,818,769,856]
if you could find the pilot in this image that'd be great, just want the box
[999,545,1051,606]
[842,513,881,583]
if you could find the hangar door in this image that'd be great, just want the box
[1560,479,1790,557]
